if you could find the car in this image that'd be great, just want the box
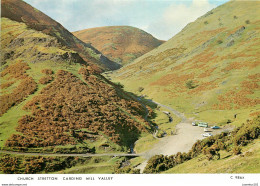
[192,122,197,126]
[204,128,211,132]
[211,126,220,129]
[202,133,213,137]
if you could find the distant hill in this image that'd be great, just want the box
[73,26,164,65]
[1,0,120,71]
[110,0,260,126]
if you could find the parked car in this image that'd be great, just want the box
[202,133,213,137]
[204,128,211,132]
[192,122,197,126]
[211,126,220,129]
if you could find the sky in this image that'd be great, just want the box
[23,0,229,40]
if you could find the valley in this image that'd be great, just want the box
[0,0,259,175]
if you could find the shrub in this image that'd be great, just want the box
[203,144,220,160]
[78,67,89,76]
[115,82,124,89]
[0,81,15,89]
[41,69,53,75]
[204,21,209,25]
[5,70,148,148]
[186,80,198,89]
[232,146,241,155]
[114,165,140,174]
[39,75,53,84]
[233,16,238,19]
[0,77,37,116]
[24,157,45,174]
[233,116,260,146]
[0,155,20,173]
[217,40,223,44]
[138,87,144,92]
[86,65,102,74]
[245,20,250,24]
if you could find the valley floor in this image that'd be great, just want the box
[136,101,233,172]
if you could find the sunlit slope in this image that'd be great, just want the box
[0,17,152,153]
[73,26,164,65]
[111,0,260,125]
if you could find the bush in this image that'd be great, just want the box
[0,155,20,173]
[41,69,53,75]
[217,40,223,44]
[0,77,37,116]
[233,16,238,19]
[203,144,220,160]
[233,116,260,146]
[39,75,53,84]
[115,82,124,89]
[5,70,147,148]
[114,165,140,174]
[0,61,37,116]
[78,67,89,76]
[245,20,250,24]
[186,80,198,89]
[138,87,144,92]
[0,81,15,89]
[204,21,209,25]
[232,146,241,155]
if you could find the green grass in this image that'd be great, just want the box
[0,83,47,147]
[153,107,181,136]
[164,139,260,173]
[56,156,123,174]
[134,133,158,153]
[129,156,146,167]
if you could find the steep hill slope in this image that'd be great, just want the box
[0,3,152,155]
[110,0,260,126]
[73,26,164,65]
[1,0,120,71]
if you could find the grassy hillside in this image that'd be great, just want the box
[0,15,154,155]
[110,0,260,127]
[73,26,164,65]
[164,139,260,173]
[1,0,120,71]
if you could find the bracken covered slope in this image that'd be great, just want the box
[73,26,164,65]
[110,0,260,126]
[1,0,121,71]
[0,9,152,153]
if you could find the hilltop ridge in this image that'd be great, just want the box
[73,26,164,65]
[1,0,121,71]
